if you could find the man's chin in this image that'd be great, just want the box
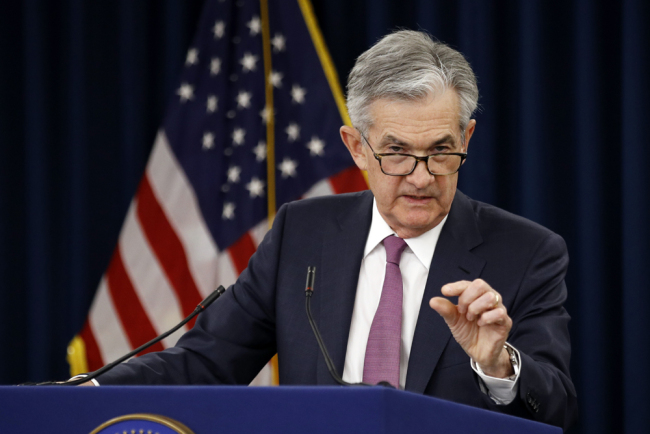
[392,214,443,237]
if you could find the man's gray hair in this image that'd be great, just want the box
[346,30,478,142]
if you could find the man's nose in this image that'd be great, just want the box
[405,159,434,188]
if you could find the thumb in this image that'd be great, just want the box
[429,297,459,326]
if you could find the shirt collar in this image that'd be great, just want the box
[364,198,448,270]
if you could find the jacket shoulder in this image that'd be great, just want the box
[467,196,560,243]
[281,190,371,221]
[286,190,370,210]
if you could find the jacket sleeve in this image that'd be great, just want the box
[95,203,290,385]
[501,232,578,431]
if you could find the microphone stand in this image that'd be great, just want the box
[304,266,374,387]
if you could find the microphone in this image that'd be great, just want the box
[304,267,371,387]
[27,286,226,386]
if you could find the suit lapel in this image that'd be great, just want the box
[316,191,373,385]
[405,191,486,394]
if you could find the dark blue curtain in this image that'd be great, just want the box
[1,1,649,433]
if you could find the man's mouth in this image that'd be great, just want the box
[403,195,433,203]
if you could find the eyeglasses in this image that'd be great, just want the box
[359,131,467,176]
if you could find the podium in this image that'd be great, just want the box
[0,386,561,433]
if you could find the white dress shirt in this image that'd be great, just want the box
[342,199,519,404]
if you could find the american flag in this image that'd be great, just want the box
[68,0,367,385]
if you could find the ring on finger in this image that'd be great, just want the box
[493,293,500,308]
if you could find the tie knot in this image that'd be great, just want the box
[383,235,408,265]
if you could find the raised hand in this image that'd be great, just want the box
[429,279,513,378]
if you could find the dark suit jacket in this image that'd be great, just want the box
[98,190,577,430]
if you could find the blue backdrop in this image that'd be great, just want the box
[1,1,648,433]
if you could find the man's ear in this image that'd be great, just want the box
[340,126,368,171]
[463,119,477,152]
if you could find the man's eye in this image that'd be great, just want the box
[388,146,403,153]
[434,146,450,153]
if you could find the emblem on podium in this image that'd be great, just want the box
[90,413,195,434]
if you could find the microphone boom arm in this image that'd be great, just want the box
[304,266,370,387]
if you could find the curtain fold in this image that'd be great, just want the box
[621,0,650,431]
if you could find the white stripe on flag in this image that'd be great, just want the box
[250,363,274,386]
[303,178,334,199]
[89,278,131,364]
[119,202,187,347]
[249,219,269,247]
[147,131,220,298]
[216,251,238,289]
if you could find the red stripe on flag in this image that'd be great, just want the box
[106,248,165,355]
[329,166,368,194]
[136,175,203,327]
[80,320,103,371]
[228,232,257,274]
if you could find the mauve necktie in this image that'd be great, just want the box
[363,235,408,388]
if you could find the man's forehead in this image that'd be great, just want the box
[368,92,460,121]
[379,133,456,145]
[366,92,463,140]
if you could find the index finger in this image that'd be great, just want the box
[441,280,473,296]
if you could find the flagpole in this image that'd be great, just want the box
[260,0,280,386]
[260,0,276,227]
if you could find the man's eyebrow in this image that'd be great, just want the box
[380,135,409,146]
[431,135,457,146]
[379,134,457,148]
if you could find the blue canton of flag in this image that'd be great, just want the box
[164,0,360,251]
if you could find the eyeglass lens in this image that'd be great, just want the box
[381,154,462,175]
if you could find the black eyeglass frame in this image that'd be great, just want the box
[358,131,468,177]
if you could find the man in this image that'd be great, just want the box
[91,31,577,430]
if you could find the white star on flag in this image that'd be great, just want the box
[202,132,215,150]
[207,95,218,113]
[236,91,252,109]
[260,107,273,124]
[291,84,306,104]
[269,71,283,88]
[213,21,225,39]
[271,33,286,52]
[232,128,246,145]
[240,52,259,73]
[253,141,266,161]
[285,123,300,142]
[306,136,325,156]
[247,16,261,36]
[227,166,241,183]
[176,83,195,102]
[210,57,222,76]
[222,202,236,220]
[246,177,265,198]
[278,157,298,178]
[186,48,199,66]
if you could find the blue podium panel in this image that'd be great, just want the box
[0,386,561,434]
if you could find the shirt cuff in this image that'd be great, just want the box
[470,342,521,405]
[69,374,100,386]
